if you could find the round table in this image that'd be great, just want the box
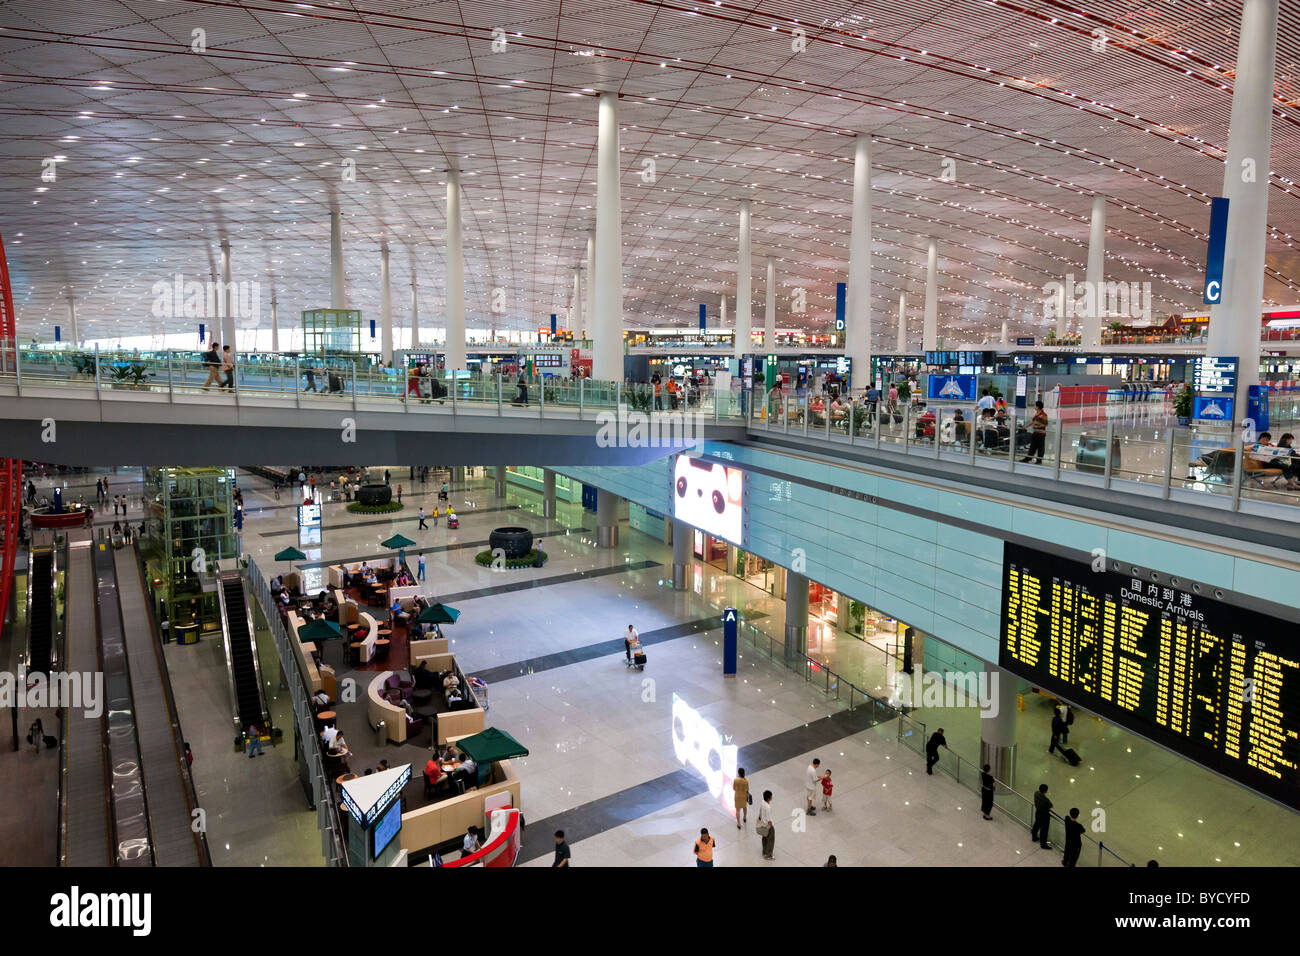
[316,710,337,727]
[336,772,357,785]
[374,638,391,660]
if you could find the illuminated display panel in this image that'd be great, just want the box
[371,800,402,858]
[1000,542,1300,809]
[672,456,743,545]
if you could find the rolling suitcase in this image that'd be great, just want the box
[1063,748,1081,766]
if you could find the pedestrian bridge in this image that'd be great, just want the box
[0,354,746,465]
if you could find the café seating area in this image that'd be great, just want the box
[366,651,484,746]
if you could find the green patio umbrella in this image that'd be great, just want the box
[297,618,344,642]
[380,533,417,550]
[416,603,460,625]
[274,546,307,569]
[453,727,529,764]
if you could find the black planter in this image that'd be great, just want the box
[357,484,393,507]
[489,526,534,559]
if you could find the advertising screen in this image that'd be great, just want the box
[673,456,743,545]
[1000,541,1300,809]
[1192,395,1233,422]
[372,799,402,858]
[927,374,978,402]
[298,503,322,528]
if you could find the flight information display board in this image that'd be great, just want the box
[1000,542,1300,809]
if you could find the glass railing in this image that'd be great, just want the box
[0,346,755,426]
[744,391,1300,517]
[895,712,1136,867]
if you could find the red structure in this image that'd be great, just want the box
[0,232,22,629]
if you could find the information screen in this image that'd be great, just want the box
[372,799,402,858]
[1000,542,1300,809]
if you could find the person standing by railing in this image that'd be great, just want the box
[1020,400,1048,465]
[980,764,995,820]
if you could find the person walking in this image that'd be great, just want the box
[221,345,235,391]
[417,506,428,530]
[1062,704,1074,744]
[732,768,750,829]
[824,855,838,868]
[553,830,571,867]
[1049,707,1067,757]
[95,478,103,504]
[245,723,264,758]
[417,553,426,582]
[432,505,440,527]
[926,728,948,775]
[1062,808,1085,867]
[201,341,222,389]
[979,763,995,820]
[756,790,775,860]
[692,828,716,867]
[184,742,194,769]
[384,469,391,485]
[1021,399,1049,464]
[1031,784,1052,849]
[624,623,639,663]
[396,483,403,504]
[27,718,44,752]
[805,758,823,815]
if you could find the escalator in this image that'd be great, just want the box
[26,548,55,673]
[217,573,270,736]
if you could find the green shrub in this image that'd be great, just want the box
[346,501,404,515]
[474,548,548,569]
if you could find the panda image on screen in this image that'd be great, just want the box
[673,455,743,544]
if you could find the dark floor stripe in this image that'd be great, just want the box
[436,559,663,606]
[470,613,765,685]
[516,702,892,863]
[293,528,591,571]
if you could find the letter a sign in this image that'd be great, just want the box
[723,607,738,677]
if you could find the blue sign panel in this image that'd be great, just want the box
[722,606,738,677]
[54,326,61,342]
[1192,395,1233,422]
[1204,196,1230,304]
[1016,336,1035,347]
[834,282,846,332]
[369,319,377,339]
[927,373,978,402]
[550,313,557,335]
[699,303,707,331]
[199,323,205,342]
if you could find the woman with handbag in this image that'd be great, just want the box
[756,790,775,860]
[732,768,750,829]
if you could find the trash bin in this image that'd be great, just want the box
[373,720,386,746]
[1076,433,1121,474]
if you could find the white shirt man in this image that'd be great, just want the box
[805,759,823,815]
[977,392,996,414]
[625,625,639,662]
[321,725,339,748]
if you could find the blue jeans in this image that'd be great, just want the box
[418,565,425,581]
[247,736,263,757]
[696,860,713,867]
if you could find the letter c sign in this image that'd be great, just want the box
[1205,280,1221,303]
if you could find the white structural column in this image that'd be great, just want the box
[1208,0,1279,417]
[845,134,872,378]
[593,91,624,383]
[409,273,420,349]
[585,231,595,339]
[734,199,752,358]
[1000,318,1008,349]
[672,518,691,590]
[572,267,583,331]
[444,170,467,371]
[66,295,79,347]
[764,256,776,351]
[1082,196,1106,348]
[329,207,345,309]
[896,292,906,353]
[220,239,236,352]
[923,239,939,352]
[270,294,280,352]
[379,240,393,364]
[720,294,727,329]
[1056,284,1068,337]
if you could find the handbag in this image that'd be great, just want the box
[747,792,753,806]
[755,819,771,836]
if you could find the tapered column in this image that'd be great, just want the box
[734,200,752,358]
[764,257,776,351]
[409,273,420,349]
[329,207,345,309]
[596,488,618,549]
[379,240,393,364]
[1081,196,1106,348]
[980,665,1021,788]
[66,296,79,347]
[494,465,506,498]
[672,518,692,590]
[270,294,279,351]
[1000,318,1008,349]
[720,294,727,330]
[585,230,596,340]
[923,239,939,352]
[571,268,583,331]
[896,292,906,353]
[1208,0,1279,418]
[784,570,809,659]
[542,468,557,518]
[444,170,467,372]
[220,239,236,352]
[845,134,872,379]
[593,92,624,383]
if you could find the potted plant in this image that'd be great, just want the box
[1173,384,1194,426]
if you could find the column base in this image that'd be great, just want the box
[979,741,1016,790]
[672,562,688,590]
[542,498,556,519]
[597,526,618,549]
[494,480,506,498]
[784,624,806,659]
